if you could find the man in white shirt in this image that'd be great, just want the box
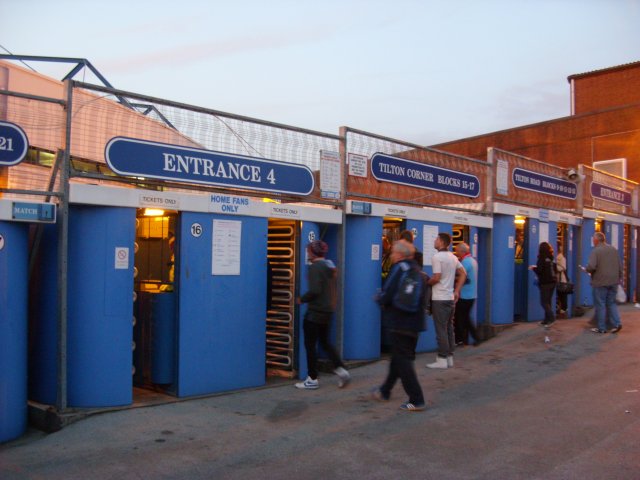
[427,232,466,369]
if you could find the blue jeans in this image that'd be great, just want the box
[593,285,622,331]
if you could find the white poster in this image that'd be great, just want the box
[115,247,129,270]
[212,219,242,275]
[508,235,515,249]
[348,153,368,178]
[496,159,509,196]
[371,244,380,261]
[320,150,341,199]
[611,224,619,250]
[422,225,439,266]
[539,222,549,245]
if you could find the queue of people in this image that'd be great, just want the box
[294,230,625,413]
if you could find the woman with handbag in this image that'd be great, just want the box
[556,244,569,316]
[529,242,557,327]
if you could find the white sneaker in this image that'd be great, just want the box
[295,376,319,389]
[334,367,351,388]
[426,357,448,369]
[447,356,454,368]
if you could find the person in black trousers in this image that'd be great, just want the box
[295,241,350,390]
[373,239,427,412]
[529,242,557,327]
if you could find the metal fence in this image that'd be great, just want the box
[343,127,491,213]
[0,89,67,201]
[580,164,639,216]
[489,148,580,214]
[68,82,342,205]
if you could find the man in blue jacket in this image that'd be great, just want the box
[373,239,427,412]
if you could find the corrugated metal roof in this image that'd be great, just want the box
[567,60,640,81]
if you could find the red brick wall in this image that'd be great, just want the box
[432,104,640,182]
[572,63,640,114]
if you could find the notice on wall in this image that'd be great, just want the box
[348,153,368,178]
[115,247,129,270]
[496,159,509,196]
[422,225,439,266]
[320,150,341,199]
[508,235,515,249]
[212,219,242,275]
[371,243,380,261]
[611,224,619,250]
[539,222,549,245]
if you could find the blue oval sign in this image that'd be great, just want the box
[105,137,315,196]
[512,168,577,200]
[0,121,29,166]
[370,153,480,198]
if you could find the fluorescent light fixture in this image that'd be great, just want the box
[143,208,165,217]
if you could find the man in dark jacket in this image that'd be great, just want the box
[295,241,350,390]
[373,239,427,412]
[586,232,623,333]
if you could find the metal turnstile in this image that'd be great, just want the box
[266,220,297,377]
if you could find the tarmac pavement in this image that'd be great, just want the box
[2,305,640,480]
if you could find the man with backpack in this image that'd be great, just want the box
[373,239,428,412]
[427,233,467,369]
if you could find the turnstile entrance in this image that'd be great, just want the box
[266,219,298,378]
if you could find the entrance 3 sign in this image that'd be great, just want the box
[370,153,480,198]
[105,137,315,196]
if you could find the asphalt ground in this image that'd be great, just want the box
[2,305,640,480]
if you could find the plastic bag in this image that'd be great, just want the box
[616,284,627,304]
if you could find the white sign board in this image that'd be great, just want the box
[539,222,549,245]
[348,153,368,178]
[115,247,129,269]
[422,225,439,266]
[212,219,242,275]
[320,150,341,199]
[496,159,509,196]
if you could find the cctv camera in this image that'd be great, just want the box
[566,168,578,181]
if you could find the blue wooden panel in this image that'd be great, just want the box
[343,215,383,360]
[0,221,28,442]
[66,206,135,407]
[177,213,267,397]
[491,215,516,324]
[579,219,596,307]
[28,222,59,405]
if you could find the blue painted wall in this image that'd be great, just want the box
[579,219,597,307]
[474,227,491,327]
[631,226,638,303]
[343,215,383,360]
[28,222,59,405]
[66,206,136,407]
[176,213,267,397]
[491,215,516,324]
[0,221,28,442]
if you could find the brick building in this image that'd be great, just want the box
[432,61,640,182]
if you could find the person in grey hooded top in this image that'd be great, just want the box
[295,240,350,390]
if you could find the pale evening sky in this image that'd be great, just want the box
[1,0,639,145]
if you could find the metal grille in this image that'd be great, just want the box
[69,82,341,204]
[344,127,490,212]
[490,148,580,214]
[266,219,297,378]
[0,91,66,201]
[580,164,639,216]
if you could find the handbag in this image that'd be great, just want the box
[556,270,574,294]
[556,281,574,294]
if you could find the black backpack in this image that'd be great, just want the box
[392,262,423,313]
